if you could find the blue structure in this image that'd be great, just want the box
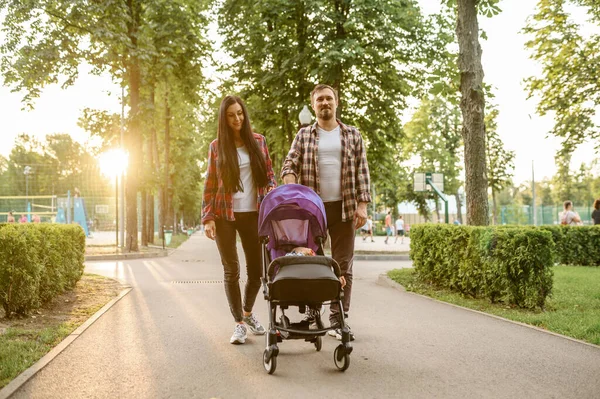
[73,197,90,237]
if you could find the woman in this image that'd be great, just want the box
[592,199,600,225]
[201,95,276,345]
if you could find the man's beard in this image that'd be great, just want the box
[318,108,334,120]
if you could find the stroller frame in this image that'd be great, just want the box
[260,236,353,374]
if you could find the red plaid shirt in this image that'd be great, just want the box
[202,134,276,223]
[281,120,371,222]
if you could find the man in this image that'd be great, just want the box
[394,215,404,244]
[384,211,393,244]
[561,200,582,225]
[361,215,374,242]
[281,83,371,341]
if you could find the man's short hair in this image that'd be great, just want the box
[563,200,573,209]
[311,84,338,103]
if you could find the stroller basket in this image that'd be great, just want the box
[267,256,341,304]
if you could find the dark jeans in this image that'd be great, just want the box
[325,201,355,325]
[215,212,262,323]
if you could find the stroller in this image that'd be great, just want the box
[258,184,353,374]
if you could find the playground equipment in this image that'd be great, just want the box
[414,172,449,223]
[55,191,90,236]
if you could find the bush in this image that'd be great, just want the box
[539,225,600,266]
[0,224,85,317]
[410,224,555,309]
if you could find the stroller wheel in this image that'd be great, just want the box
[263,349,277,374]
[314,336,322,352]
[333,345,350,371]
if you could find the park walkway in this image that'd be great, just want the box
[8,233,600,398]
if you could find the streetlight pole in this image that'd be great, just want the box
[120,85,125,248]
[115,175,119,249]
[24,166,31,222]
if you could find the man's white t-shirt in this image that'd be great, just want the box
[233,146,257,212]
[395,219,404,231]
[317,125,342,202]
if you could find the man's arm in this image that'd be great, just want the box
[354,130,372,203]
[280,131,303,184]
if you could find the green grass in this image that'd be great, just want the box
[153,232,190,248]
[0,324,75,388]
[388,266,600,346]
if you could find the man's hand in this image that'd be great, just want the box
[339,276,347,289]
[282,174,297,184]
[204,221,216,240]
[354,202,368,230]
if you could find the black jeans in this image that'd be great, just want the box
[215,212,262,323]
[325,201,355,325]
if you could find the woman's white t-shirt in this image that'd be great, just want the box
[317,125,342,202]
[233,146,257,212]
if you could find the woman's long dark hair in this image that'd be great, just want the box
[217,95,268,193]
[594,198,600,211]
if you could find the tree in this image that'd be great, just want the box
[524,0,600,154]
[403,96,463,221]
[451,0,502,225]
[485,106,515,224]
[0,0,211,251]
[218,0,434,183]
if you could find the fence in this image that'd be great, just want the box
[499,204,595,225]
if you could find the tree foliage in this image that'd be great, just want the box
[524,0,600,153]
[217,0,434,179]
[485,104,515,224]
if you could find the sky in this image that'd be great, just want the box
[0,0,597,185]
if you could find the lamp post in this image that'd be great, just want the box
[299,105,312,128]
[24,166,32,222]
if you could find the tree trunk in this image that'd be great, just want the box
[457,0,489,226]
[455,192,463,224]
[147,88,156,244]
[163,84,171,233]
[125,0,141,252]
[492,188,498,225]
[333,0,348,119]
[141,186,147,245]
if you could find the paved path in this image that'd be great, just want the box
[10,234,600,398]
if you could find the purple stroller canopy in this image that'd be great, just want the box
[258,184,327,259]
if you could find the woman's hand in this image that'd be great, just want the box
[204,221,216,240]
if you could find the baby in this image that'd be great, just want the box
[285,247,315,256]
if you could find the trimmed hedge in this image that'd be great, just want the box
[0,224,85,317]
[539,225,600,266]
[410,225,555,309]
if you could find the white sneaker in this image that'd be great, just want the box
[230,323,247,344]
[243,314,266,335]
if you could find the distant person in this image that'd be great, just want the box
[394,215,405,244]
[32,214,41,223]
[361,215,374,242]
[560,201,582,225]
[19,214,27,223]
[6,211,15,223]
[73,187,81,198]
[384,211,393,244]
[592,199,600,225]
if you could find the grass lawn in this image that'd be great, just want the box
[388,265,600,346]
[153,232,190,248]
[0,274,125,389]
